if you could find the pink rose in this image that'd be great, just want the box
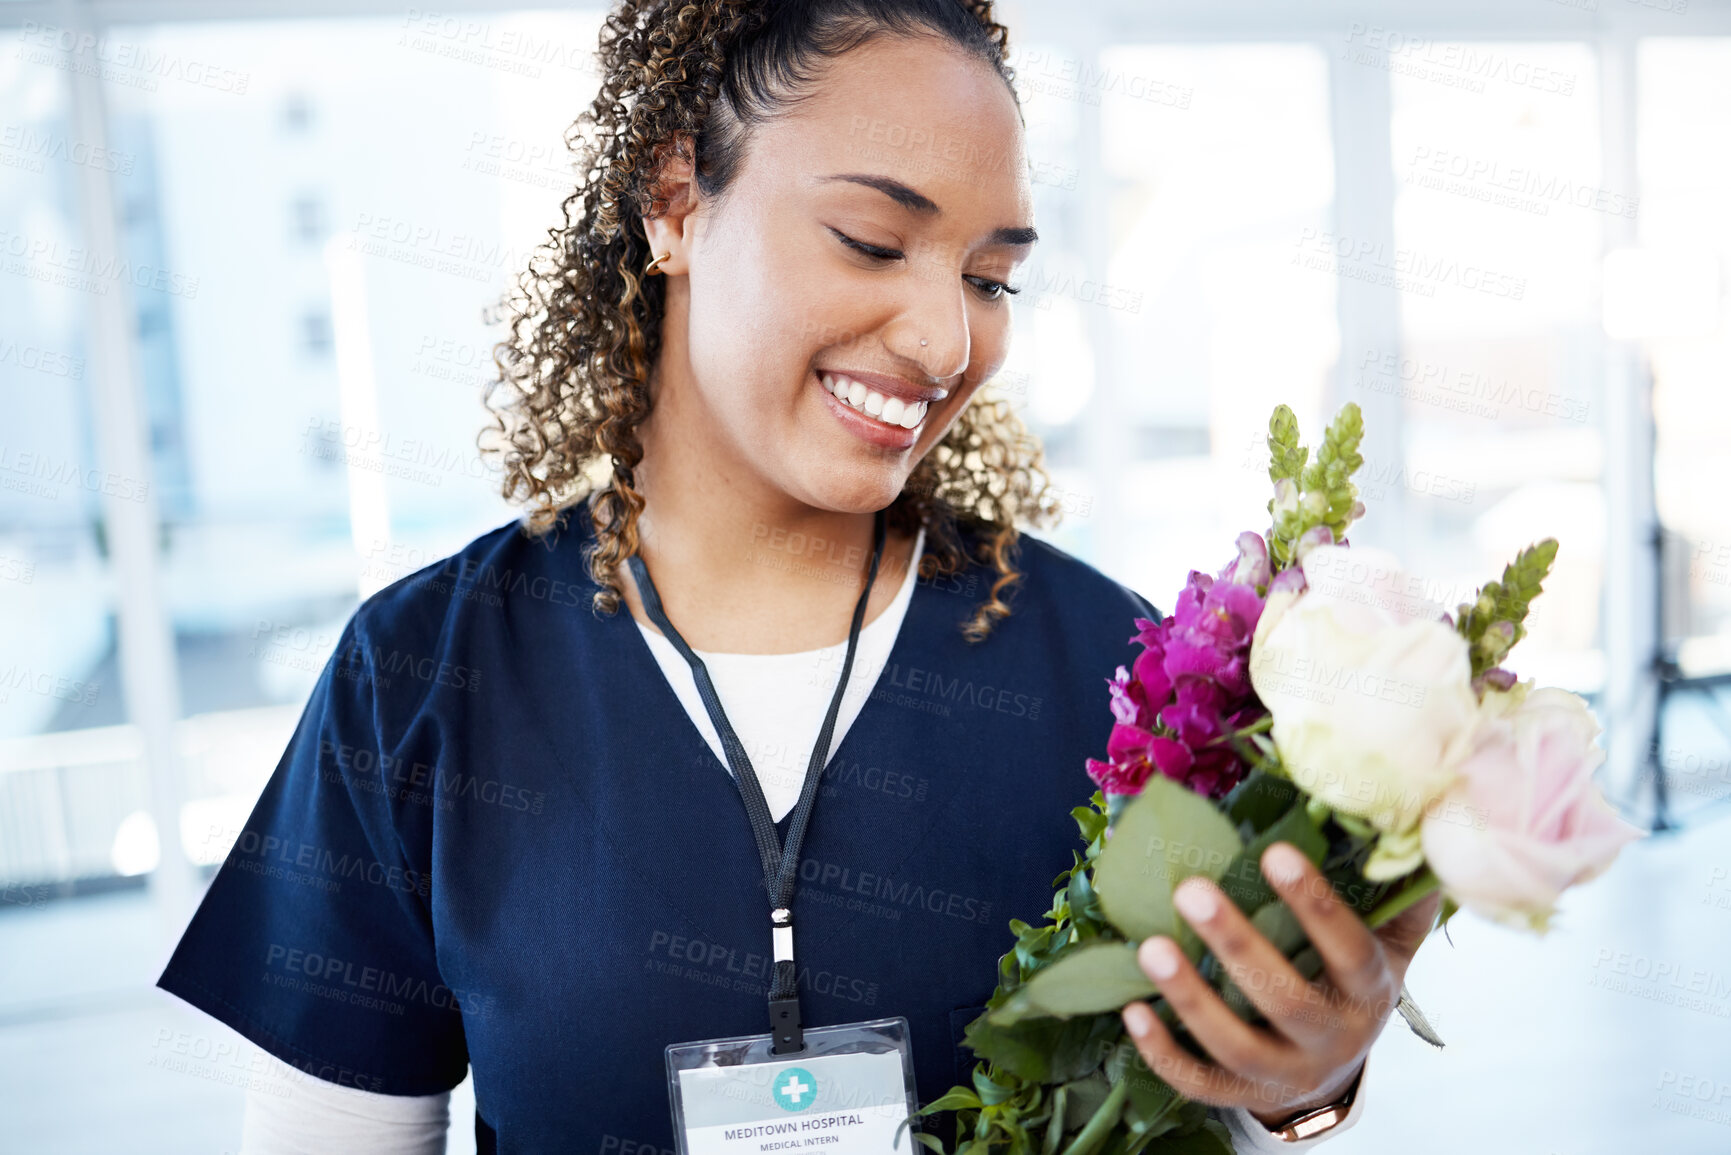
[1421,684,1643,932]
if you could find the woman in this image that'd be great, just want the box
[157,1,1438,1150]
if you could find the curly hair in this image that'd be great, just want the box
[480,0,1062,642]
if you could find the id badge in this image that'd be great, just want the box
[666,1016,919,1154]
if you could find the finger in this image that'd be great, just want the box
[1264,842,1396,1011]
[1120,999,1265,1111]
[1170,877,1333,1046]
[1135,931,1297,1082]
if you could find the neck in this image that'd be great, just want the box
[615,334,914,654]
[633,380,883,595]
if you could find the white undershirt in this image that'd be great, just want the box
[634,526,926,822]
[236,524,1358,1151]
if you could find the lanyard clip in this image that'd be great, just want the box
[768,908,803,1054]
[769,996,804,1055]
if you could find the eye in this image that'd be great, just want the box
[832,227,1020,301]
[965,274,1020,302]
[829,227,902,262]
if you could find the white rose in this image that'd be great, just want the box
[1249,545,1478,842]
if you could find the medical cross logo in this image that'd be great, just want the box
[771,1066,818,1112]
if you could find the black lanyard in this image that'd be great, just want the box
[626,509,887,1054]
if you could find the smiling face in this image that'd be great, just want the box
[647,32,1035,514]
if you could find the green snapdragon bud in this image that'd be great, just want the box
[1455,540,1559,679]
[1264,403,1367,569]
[1475,620,1517,667]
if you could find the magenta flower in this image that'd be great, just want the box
[1085,535,1276,801]
[1106,665,1151,729]
[1224,531,1270,588]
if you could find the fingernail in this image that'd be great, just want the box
[1264,843,1306,886]
[1123,1003,1153,1038]
[1140,936,1181,981]
[1173,880,1218,923]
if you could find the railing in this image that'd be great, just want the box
[0,705,300,891]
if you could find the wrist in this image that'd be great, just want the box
[1248,1060,1365,1131]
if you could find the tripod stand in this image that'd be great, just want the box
[1644,524,1731,834]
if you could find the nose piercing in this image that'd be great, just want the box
[920,339,928,347]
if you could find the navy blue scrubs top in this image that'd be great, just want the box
[157,512,1158,1152]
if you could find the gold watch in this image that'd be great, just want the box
[1261,1062,1365,1142]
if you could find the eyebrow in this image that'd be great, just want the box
[819,173,1039,247]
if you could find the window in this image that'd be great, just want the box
[0,44,134,886]
[1011,43,1337,601]
[1387,42,1606,691]
[281,91,313,134]
[1637,39,1731,664]
[290,193,326,245]
[60,9,603,871]
[299,308,333,357]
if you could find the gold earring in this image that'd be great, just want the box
[644,250,671,276]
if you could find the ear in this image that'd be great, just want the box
[641,133,700,276]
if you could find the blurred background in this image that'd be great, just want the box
[2,0,1730,1150]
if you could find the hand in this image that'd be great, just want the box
[1118,841,1441,1126]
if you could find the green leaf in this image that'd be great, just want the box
[964,1010,1117,1084]
[1042,1084,1069,1155]
[1013,922,1056,975]
[1103,1039,1180,1130]
[1059,1072,1112,1130]
[1053,1014,1125,1084]
[1167,1099,1213,1135]
[1289,945,1326,984]
[1067,861,1101,925]
[992,990,1039,1026]
[1094,777,1243,946]
[1073,805,1108,846]
[1153,1117,1237,1154]
[1216,803,1328,916]
[1222,770,1298,834]
[1251,900,1309,954]
[1058,1080,1128,1155]
[963,1012,1058,1083]
[915,1135,946,1153]
[1319,855,1384,917]
[974,1066,1018,1106]
[920,1087,985,1112]
[994,943,1156,1022]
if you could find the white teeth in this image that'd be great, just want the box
[821,372,929,431]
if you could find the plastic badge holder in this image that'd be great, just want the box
[666,1016,919,1154]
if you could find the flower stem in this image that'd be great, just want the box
[1057,1081,1128,1155]
[1366,868,1441,930]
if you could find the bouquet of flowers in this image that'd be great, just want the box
[915,403,1641,1153]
